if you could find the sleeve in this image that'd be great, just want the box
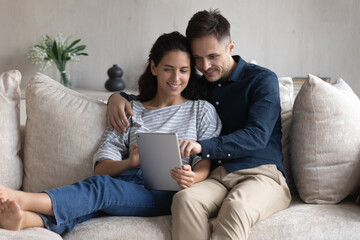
[119,92,137,101]
[199,73,281,159]
[92,126,129,170]
[190,101,222,167]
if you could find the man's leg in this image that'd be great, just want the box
[211,164,291,240]
[171,167,228,240]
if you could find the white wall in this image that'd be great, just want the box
[1,0,359,95]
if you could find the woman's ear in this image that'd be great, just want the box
[150,60,157,76]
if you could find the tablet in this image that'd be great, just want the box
[136,132,182,191]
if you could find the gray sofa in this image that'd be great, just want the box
[1,70,360,240]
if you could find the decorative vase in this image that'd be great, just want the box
[60,71,72,88]
[105,64,125,91]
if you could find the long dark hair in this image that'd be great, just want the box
[137,31,200,102]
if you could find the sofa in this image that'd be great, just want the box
[1,70,360,240]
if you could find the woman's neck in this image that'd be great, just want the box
[142,94,187,110]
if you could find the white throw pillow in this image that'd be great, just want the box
[23,73,107,192]
[290,74,360,203]
[0,70,23,189]
[278,77,295,192]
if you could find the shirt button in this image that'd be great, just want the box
[227,153,231,157]
[218,83,222,87]
[218,160,222,164]
[206,154,210,158]
[215,101,219,105]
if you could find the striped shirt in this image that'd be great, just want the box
[93,100,222,169]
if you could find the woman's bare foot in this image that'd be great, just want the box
[0,184,17,202]
[0,199,23,231]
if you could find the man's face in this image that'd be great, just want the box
[191,34,235,82]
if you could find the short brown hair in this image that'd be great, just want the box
[186,9,231,42]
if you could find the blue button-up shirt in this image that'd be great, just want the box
[200,56,286,179]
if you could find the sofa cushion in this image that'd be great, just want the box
[290,74,360,203]
[278,77,295,192]
[63,215,171,240]
[0,227,62,240]
[0,70,23,190]
[23,73,107,192]
[249,195,360,240]
[61,195,360,240]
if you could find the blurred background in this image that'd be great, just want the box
[1,0,359,95]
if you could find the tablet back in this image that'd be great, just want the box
[136,132,182,191]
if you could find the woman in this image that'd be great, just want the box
[0,31,221,234]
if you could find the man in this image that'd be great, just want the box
[107,9,291,240]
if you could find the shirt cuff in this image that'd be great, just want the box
[199,138,219,159]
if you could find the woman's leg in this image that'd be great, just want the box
[1,172,175,233]
[41,174,175,233]
[0,184,53,216]
[0,199,44,230]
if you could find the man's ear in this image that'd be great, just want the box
[150,60,157,76]
[228,40,235,54]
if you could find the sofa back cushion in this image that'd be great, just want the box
[23,73,107,192]
[290,74,360,203]
[0,70,23,189]
[278,77,295,192]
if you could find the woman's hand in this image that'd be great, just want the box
[170,159,211,189]
[170,165,195,189]
[129,143,140,168]
[179,140,202,158]
[94,144,140,177]
[107,93,134,132]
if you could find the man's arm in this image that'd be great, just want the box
[107,92,136,132]
[181,75,280,160]
[200,75,281,159]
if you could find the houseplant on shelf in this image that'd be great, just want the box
[26,33,88,88]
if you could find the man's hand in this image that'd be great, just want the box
[170,165,195,189]
[107,93,134,132]
[179,140,202,158]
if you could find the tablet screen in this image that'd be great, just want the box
[136,132,182,191]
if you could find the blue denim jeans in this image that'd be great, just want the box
[39,169,176,234]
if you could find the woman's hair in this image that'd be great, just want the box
[186,9,231,43]
[137,31,199,102]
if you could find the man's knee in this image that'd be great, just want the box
[172,188,194,209]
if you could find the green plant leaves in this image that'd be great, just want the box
[26,33,88,73]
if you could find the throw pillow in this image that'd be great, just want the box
[290,74,360,203]
[278,77,295,192]
[0,70,23,189]
[23,73,107,192]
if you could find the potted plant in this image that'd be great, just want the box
[26,33,88,88]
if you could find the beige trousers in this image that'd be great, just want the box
[171,164,291,240]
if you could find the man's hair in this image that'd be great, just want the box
[186,9,231,42]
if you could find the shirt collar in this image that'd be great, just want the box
[227,55,246,83]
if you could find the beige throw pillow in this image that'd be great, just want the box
[290,74,360,203]
[278,77,295,192]
[0,70,23,189]
[23,73,107,192]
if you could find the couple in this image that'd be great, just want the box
[0,9,291,240]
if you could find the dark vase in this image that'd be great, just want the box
[105,64,125,91]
